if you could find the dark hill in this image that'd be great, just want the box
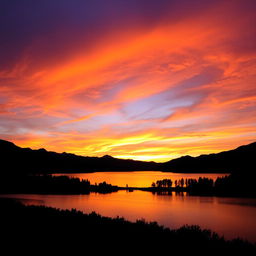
[161,142,256,175]
[1,139,255,175]
[0,139,159,175]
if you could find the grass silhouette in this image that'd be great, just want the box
[1,198,255,254]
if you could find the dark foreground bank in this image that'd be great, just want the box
[0,198,255,254]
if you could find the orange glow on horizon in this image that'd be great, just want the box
[0,0,255,162]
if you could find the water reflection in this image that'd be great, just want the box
[2,191,256,242]
[53,171,228,187]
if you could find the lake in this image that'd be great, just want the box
[2,191,256,242]
[2,172,256,242]
[53,171,229,187]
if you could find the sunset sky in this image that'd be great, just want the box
[0,0,255,162]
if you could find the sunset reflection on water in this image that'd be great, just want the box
[3,190,256,242]
[53,171,228,187]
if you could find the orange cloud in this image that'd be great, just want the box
[0,0,255,162]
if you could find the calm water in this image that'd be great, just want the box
[2,191,256,242]
[2,172,255,242]
[53,171,229,187]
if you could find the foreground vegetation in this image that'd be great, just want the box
[0,198,255,254]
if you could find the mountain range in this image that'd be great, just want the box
[0,139,255,175]
[162,142,256,175]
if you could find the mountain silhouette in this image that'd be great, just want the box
[0,139,255,176]
[0,139,159,174]
[162,142,256,175]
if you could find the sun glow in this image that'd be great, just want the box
[0,0,255,161]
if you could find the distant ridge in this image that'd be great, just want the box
[0,139,159,174]
[162,142,256,174]
[0,139,255,175]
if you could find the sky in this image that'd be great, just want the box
[0,0,256,162]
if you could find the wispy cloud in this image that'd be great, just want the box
[0,0,255,161]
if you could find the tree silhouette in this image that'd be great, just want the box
[153,179,173,188]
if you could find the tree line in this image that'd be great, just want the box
[152,177,214,188]
[0,174,118,194]
[150,176,242,195]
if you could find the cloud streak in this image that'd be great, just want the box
[0,0,255,161]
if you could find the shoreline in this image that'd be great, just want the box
[1,197,255,253]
